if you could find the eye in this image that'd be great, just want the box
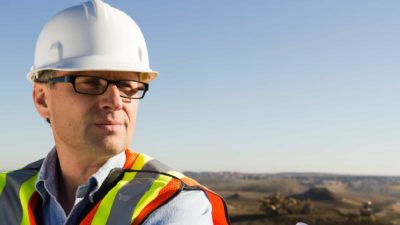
[79,78,102,86]
[117,81,146,98]
[117,81,133,89]
[74,76,107,93]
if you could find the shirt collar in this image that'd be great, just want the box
[36,147,59,203]
[36,147,126,203]
[79,151,125,202]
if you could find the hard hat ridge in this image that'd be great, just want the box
[90,0,101,17]
[85,0,109,21]
[27,0,158,83]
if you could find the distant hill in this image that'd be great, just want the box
[185,171,400,200]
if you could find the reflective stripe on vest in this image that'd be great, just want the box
[81,152,186,225]
[81,150,230,225]
[0,173,6,195]
[89,153,154,225]
[0,160,41,225]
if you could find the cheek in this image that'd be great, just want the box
[125,102,138,127]
[49,91,91,127]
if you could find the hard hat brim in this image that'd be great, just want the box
[27,55,158,83]
[27,68,158,84]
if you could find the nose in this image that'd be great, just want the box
[99,84,123,111]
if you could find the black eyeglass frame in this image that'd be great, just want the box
[38,75,149,99]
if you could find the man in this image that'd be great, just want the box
[0,0,230,224]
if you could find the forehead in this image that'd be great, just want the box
[55,71,141,80]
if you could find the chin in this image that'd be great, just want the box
[92,140,126,157]
[105,144,126,155]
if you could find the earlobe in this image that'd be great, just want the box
[33,83,50,119]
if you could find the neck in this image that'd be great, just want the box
[56,147,110,214]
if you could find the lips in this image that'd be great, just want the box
[94,119,124,132]
[94,120,123,125]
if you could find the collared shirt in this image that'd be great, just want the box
[35,148,212,225]
[35,148,126,224]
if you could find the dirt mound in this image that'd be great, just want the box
[227,192,241,200]
[292,187,338,201]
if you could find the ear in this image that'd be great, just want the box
[33,83,51,120]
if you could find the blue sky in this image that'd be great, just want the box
[1,1,400,175]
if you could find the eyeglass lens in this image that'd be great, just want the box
[74,76,146,99]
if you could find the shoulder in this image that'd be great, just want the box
[125,150,213,224]
[142,189,213,225]
[124,150,229,224]
[0,159,43,208]
[0,158,43,184]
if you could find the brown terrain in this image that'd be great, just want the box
[185,172,400,225]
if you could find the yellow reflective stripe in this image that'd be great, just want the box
[91,179,130,225]
[91,154,152,225]
[130,174,173,223]
[132,154,153,170]
[0,173,6,195]
[19,173,38,225]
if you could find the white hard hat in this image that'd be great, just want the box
[27,0,158,83]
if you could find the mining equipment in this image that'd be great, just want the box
[360,200,373,216]
[260,192,313,215]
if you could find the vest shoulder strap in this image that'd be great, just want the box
[119,150,231,225]
[80,149,230,225]
[0,160,42,225]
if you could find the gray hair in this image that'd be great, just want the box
[35,70,57,88]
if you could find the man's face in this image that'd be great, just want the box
[33,71,140,159]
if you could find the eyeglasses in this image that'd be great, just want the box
[42,75,148,99]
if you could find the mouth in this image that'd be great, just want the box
[94,120,124,132]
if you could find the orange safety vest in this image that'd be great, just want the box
[0,149,231,225]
